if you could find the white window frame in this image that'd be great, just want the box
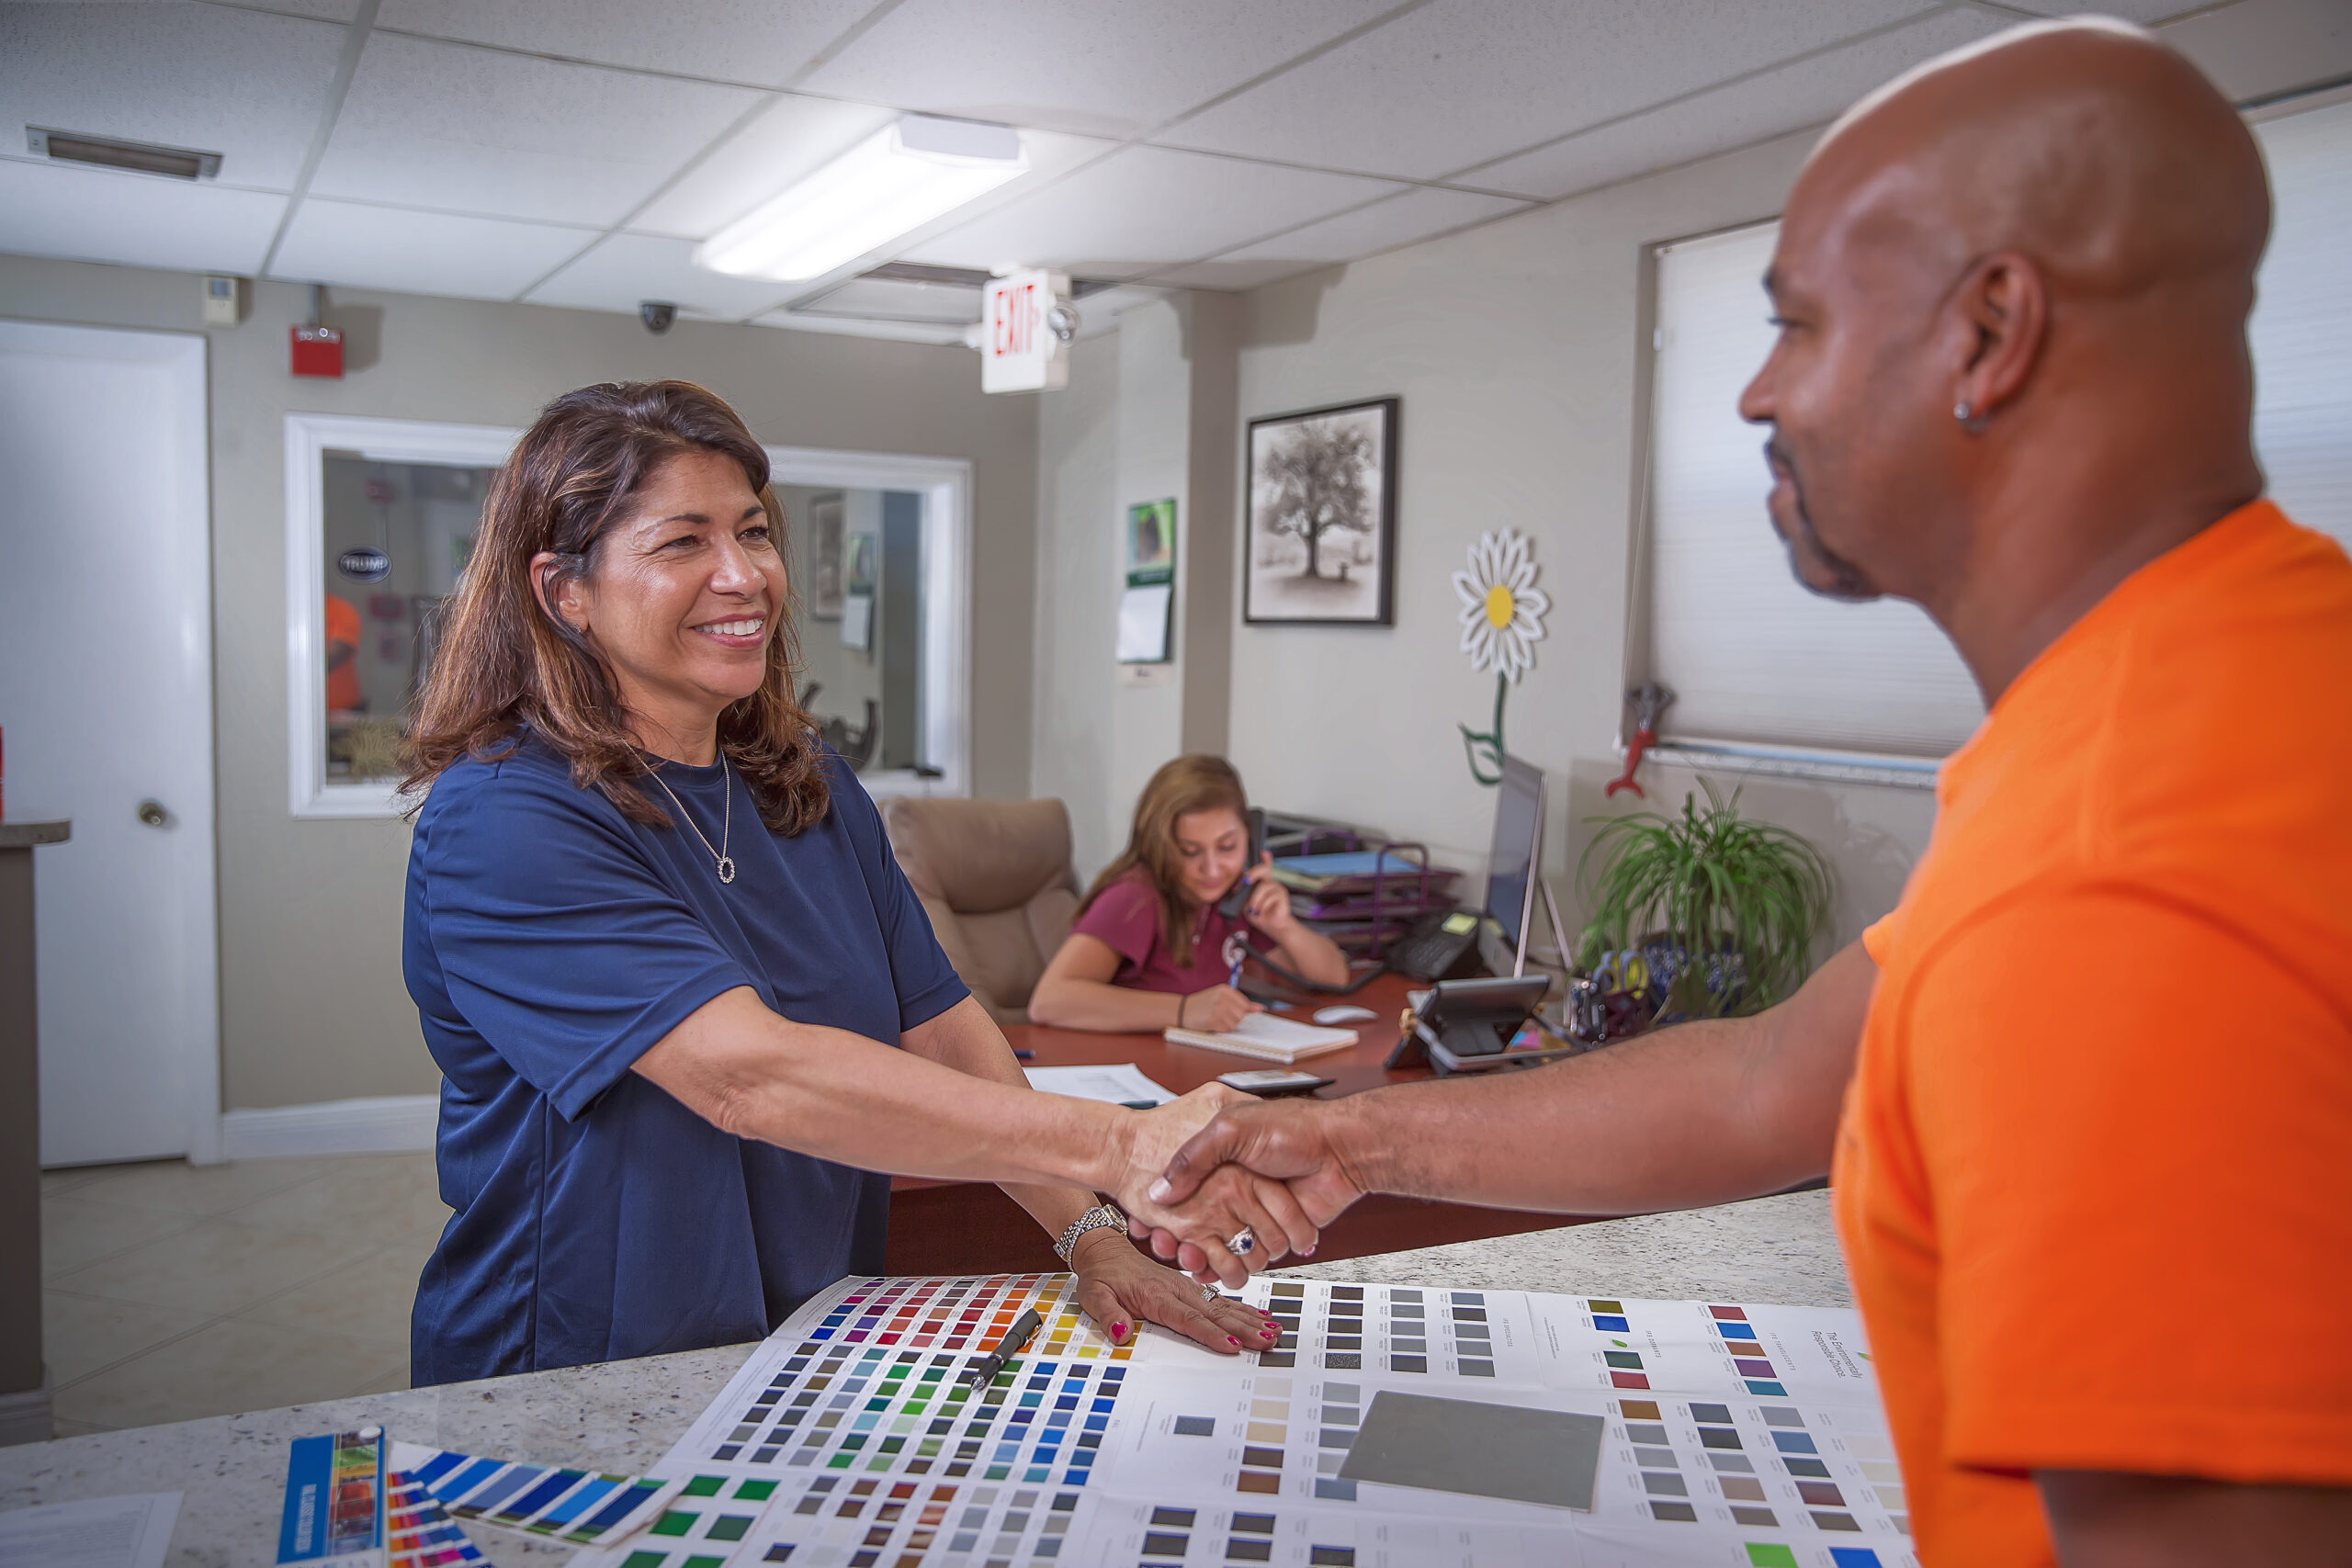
[285,414,973,817]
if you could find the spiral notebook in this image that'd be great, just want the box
[1162,1010,1359,1064]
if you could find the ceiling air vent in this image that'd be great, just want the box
[28,127,221,181]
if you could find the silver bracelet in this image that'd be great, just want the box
[1054,1201,1127,1264]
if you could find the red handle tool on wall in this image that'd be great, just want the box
[1605,682,1676,799]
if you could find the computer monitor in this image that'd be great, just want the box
[1477,753,1545,977]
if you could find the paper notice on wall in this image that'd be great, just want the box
[1115,582,1171,662]
[0,1491,182,1568]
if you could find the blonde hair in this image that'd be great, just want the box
[1078,755,1250,969]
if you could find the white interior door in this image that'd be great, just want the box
[0,321,219,1166]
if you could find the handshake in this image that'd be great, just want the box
[1098,1084,1374,1289]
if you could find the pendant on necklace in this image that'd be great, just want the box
[718,856,737,885]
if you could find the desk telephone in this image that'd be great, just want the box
[1389,908,1487,981]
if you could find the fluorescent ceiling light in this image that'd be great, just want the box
[695,115,1026,283]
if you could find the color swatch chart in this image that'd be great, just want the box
[573,1272,1914,1568]
[572,1271,1167,1568]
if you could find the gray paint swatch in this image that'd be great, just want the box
[1338,1392,1604,1511]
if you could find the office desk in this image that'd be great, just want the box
[884,970,1587,1275]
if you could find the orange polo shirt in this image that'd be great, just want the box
[1835,500,2352,1564]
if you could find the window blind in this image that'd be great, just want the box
[1642,93,2352,762]
[2248,96,2352,545]
[1645,220,1983,758]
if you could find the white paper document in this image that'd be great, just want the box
[1023,1061,1175,1105]
[1114,582,1171,662]
[0,1491,181,1568]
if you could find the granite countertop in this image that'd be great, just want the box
[1284,1188,1849,1306]
[0,1190,1845,1564]
[0,817,70,848]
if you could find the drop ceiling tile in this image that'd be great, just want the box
[2160,0,2352,103]
[271,198,596,300]
[523,232,797,320]
[1994,0,2212,18]
[309,32,761,226]
[0,157,286,275]
[1159,0,1936,180]
[797,0,1406,140]
[0,3,346,191]
[1212,184,1527,264]
[1131,257,1334,291]
[233,1,367,19]
[375,0,875,88]
[901,143,1403,277]
[1458,7,2007,200]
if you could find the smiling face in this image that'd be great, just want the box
[541,447,785,760]
[1170,807,1250,908]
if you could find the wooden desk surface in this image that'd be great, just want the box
[882,970,1586,1275]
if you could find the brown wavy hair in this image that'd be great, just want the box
[401,379,831,834]
[1076,755,1250,969]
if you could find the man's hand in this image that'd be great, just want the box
[1138,1098,1370,1278]
[1100,1085,1319,1288]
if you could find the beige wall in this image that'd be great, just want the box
[1,253,1036,1110]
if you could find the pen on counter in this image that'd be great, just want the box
[964,1307,1043,1385]
[1013,1049,1035,1060]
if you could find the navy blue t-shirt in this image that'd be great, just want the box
[402,734,967,1385]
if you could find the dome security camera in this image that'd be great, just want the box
[639,300,678,334]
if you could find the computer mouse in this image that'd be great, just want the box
[1313,1005,1377,1025]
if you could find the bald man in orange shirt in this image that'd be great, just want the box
[1147,20,2352,1565]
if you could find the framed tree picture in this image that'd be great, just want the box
[1243,396,1397,626]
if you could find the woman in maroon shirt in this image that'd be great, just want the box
[1028,755,1348,1032]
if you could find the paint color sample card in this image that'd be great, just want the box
[1339,1392,1605,1509]
[390,1441,679,1544]
[573,1273,1917,1568]
[277,1428,385,1565]
[384,1472,485,1568]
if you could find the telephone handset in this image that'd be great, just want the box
[1216,807,1269,919]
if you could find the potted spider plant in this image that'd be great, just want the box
[1575,780,1834,1021]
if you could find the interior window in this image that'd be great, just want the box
[319,453,495,783]
[776,484,930,773]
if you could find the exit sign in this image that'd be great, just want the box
[981,268,1069,393]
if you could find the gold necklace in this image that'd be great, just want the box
[646,750,735,885]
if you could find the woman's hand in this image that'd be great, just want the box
[1243,852,1297,938]
[1069,1228,1282,1355]
[1182,985,1261,1033]
[1103,1086,1318,1287]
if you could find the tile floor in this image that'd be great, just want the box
[38,1152,449,1435]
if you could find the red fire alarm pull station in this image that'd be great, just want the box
[291,322,344,378]
[291,283,345,378]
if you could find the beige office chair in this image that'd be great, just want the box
[881,796,1081,1026]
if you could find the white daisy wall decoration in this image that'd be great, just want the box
[1452,527,1551,784]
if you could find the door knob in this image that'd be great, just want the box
[137,800,169,828]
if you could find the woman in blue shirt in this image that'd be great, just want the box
[400,380,1307,1384]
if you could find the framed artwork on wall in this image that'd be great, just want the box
[1243,396,1397,626]
[807,491,845,619]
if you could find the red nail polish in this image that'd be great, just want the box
[1228,1336,1240,1345]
